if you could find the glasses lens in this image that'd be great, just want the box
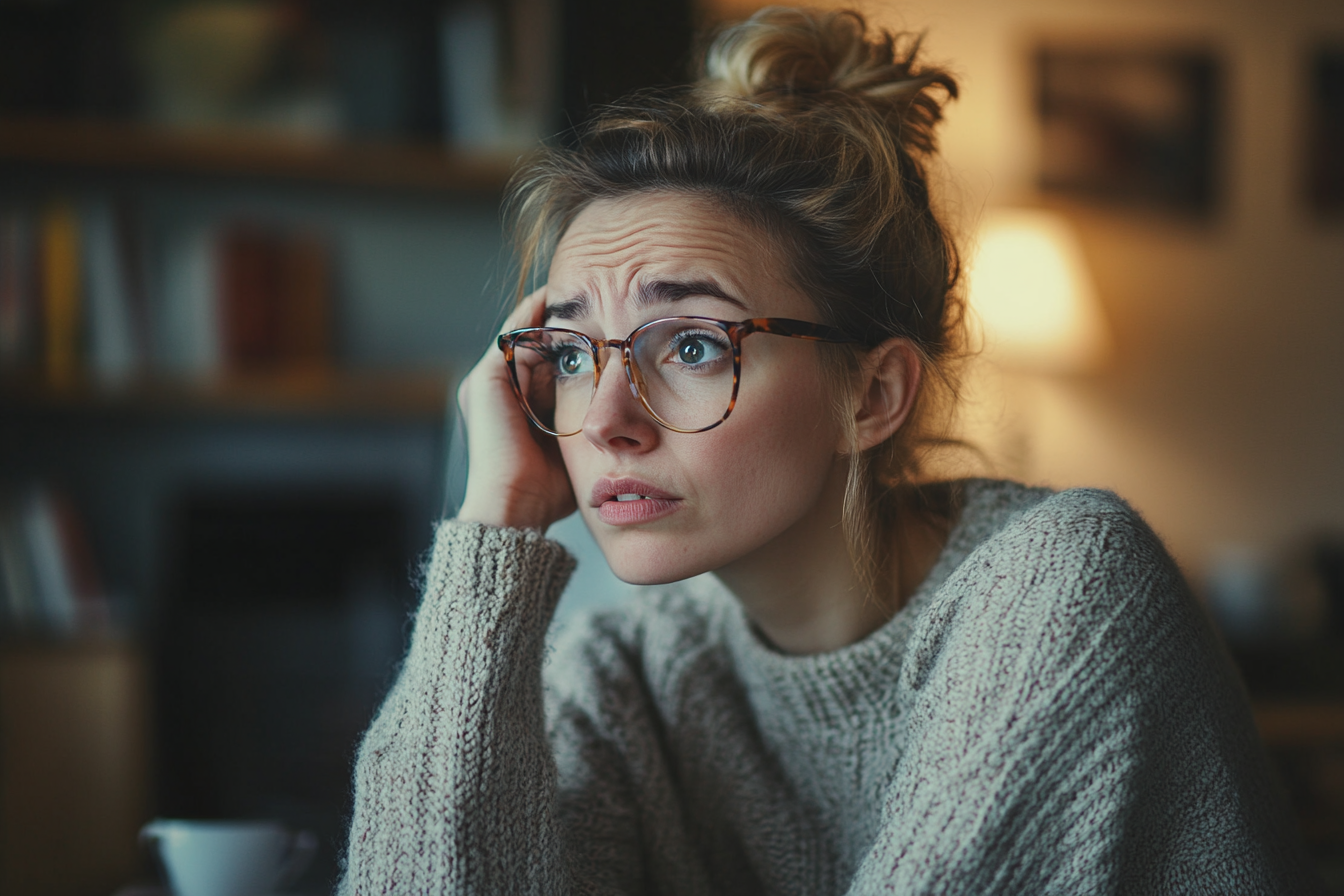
[510,330,595,435]
[631,319,735,431]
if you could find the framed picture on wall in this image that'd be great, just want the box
[1035,43,1222,215]
[1306,46,1344,218]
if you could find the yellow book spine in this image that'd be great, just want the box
[41,202,81,386]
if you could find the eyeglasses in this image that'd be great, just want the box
[497,316,857,436]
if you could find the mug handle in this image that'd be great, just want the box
[277,829,319,888]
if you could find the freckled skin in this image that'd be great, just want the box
[551,191,850,588]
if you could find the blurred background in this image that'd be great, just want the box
[0,0,1340,893]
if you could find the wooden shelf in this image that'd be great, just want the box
[0,117,517,196]
[0,369,452,420]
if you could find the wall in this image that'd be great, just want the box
[708,0,1344,588]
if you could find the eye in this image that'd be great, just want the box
[531,339,592,378]
[679,339,707,364]
[666,329,730,368]
[558,346,588,375]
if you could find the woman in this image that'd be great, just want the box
[340,8,1321,894]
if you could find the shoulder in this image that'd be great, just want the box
[904,483,1195,690]
[948,479,1154,555]
[950,482,1178,606]
[984,485,1178,601]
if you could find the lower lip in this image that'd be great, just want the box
[597,497,681,526]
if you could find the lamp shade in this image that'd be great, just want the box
[966,208,1111,373]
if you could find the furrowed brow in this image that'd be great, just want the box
[635,279,748,311]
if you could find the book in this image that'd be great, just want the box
[112,200,154,378]
[82,197,139,385]
[156,220,220,377]
[0,493,39,633]
[40,201,82,386]
[277,230,332,371]
[48,490,111,632]
[218,223,332,373]
[0,207,37,373]
[0,486,112,637]
[219,222,279,370]
[441,2,508,151]
[21,486,79,634]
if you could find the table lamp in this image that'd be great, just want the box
[965,208,1111,374]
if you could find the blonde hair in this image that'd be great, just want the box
[506,6,964,604]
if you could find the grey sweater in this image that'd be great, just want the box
[340,479,1324,894]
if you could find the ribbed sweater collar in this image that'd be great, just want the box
[721,479,1040,732]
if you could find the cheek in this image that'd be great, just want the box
[701,365,839,509]
[558,438,594,497]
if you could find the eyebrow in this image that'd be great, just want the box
[544,279,749,322]
[544,298,588,321]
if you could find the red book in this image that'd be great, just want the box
[48,491,111,633]
[218,224,332,373]
[219,223,284,371]
[278,232,332,372]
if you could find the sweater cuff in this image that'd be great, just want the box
[415,518,577,651]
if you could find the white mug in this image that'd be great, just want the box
[139,819,317,896]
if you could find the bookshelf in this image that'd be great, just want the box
[0,117,516,197]
[1,114,473,895]
[1,366,452,894]
[0,0,697,887]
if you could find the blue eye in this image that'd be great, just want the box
[678,338,708,364]
[558,347,587,375]
[667,330,730,367]
[537,341,592,377]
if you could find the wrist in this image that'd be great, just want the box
[457,488,555,532]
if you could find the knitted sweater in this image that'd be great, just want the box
[340,479,1324,894]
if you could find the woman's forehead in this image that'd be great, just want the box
[547,192,807,318]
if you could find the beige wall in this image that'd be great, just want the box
[706,0,1344,585]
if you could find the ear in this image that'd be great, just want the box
[846,337,923,454]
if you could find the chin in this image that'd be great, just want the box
[603,543,709,586]
[589,526,722,586]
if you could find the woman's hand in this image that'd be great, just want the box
[456,288,577,531]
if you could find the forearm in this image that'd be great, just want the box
[340,520,576,895]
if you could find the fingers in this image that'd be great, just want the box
[501,286,548,334]
[456,284,575,529]
[459,288,548,419]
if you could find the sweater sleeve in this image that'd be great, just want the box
[338,519,644,895]
[850,490,1326,895]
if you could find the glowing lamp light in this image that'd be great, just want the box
[966,208,1111,373]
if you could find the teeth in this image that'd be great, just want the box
[615,494,645,502]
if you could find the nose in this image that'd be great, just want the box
[582,348,659,452]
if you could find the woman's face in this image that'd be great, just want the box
[547,190,849,585]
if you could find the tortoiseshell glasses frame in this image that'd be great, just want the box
[497,316,858,436]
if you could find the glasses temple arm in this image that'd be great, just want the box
[745,318,858,343]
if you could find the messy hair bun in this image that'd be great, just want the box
[507,6,962,605]
[699,7,954,156]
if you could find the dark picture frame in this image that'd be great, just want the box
[1035,43,1222,215]
[1306,46,1344,218]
